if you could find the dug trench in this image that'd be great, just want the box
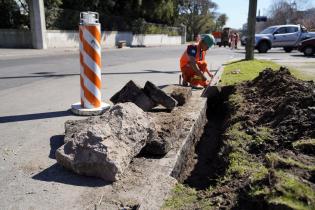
[166,67,315,210]
[176,86,233,188]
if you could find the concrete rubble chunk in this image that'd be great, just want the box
[110,80,155,111]
[55,103,155,181]
[163,85,192,106]
[143,81,178,110]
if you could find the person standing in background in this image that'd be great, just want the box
[230,32,236,50]
[235,32,240,49]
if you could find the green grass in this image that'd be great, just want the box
[221,59,314,85]
[228,93,244,109]
[162,184,212,210]
[162,184,197,209]
[251,171,315,210]
[224,122,269,182]
[221,59,280,85]
[266,152,315,171]
[251,127,274,149]
[289,68,315,81]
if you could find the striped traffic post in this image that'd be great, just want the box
[71,11,110,116]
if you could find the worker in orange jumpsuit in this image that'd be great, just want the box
[180,34,215,87]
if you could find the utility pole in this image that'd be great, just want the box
[245,0,258,60]
[29,0,47,49]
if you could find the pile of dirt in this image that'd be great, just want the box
[244,67,315,147]
[225,67,315,209]
[170,67,315,210]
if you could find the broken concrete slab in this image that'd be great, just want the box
[95,90,208,210]
[163,85,192,106]
[56,103,154,182]
[143,81,177,110]
[110,80,156,111]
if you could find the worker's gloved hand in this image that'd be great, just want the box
[204,68,213,78]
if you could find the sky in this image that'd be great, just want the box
[216,0,315,29]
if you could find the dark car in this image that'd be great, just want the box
[298,37,315,56]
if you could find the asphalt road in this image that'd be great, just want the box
[1,46,313,91]
[0,46,240,91]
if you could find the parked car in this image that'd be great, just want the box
[254,24,315,53]
[298,37,315,56]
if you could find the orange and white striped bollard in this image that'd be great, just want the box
[71,11,110,116]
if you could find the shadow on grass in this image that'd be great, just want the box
[225,59,246,65]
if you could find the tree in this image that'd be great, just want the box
[297,8,315,29]
[57,0,179,30]
[246,0,257,60]
[2,0,191,32]
[178,0,217,41]
[267,0,297,25]
[266,0,313,27]
[44,0,62,29]
[0,0,29,29]
[215,13,228,31]
[140,0,179,25]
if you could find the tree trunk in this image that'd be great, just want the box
[245,0,258,60]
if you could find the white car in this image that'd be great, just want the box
[254,24,315,53]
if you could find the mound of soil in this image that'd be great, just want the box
[228,67,315,209]
[177,67,315,210]
[244,67,315,146]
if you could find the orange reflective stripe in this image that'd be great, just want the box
[83,85,101,107]
[80,53,101,89]
[85,25,101,44]
[180,51,190,68]
[83,39,101,68]
[83,65,102,89]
